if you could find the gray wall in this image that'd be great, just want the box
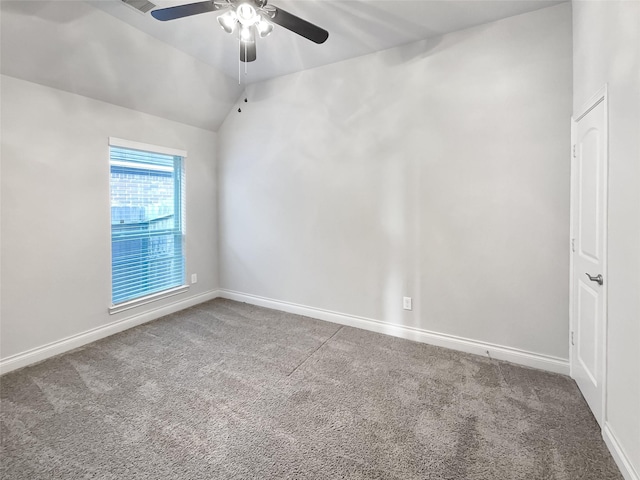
[218,3,573,359]
[573,1,640,475]
[0,75,219,359]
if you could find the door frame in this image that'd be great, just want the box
[569,84,609,425]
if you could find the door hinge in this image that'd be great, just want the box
[571,238,576,252]
[571,331,575,346]
[572,144,576,158]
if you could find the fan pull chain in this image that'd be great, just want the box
[237,38,249,84]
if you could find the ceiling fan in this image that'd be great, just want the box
[151,0,329,63]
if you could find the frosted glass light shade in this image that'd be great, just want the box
[217,11,237,34]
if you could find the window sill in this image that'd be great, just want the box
[109,285,189,315]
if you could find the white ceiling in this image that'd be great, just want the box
[93,0,565,84]
[1,0,243,131]
[1,0,566,131]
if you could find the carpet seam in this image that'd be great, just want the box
[286,326,344,377]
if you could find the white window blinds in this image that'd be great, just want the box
[109,142,185,306]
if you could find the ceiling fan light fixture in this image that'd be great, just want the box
[217,10,237,34]
[256,16,273,37]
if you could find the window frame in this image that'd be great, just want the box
[108,137,188,314]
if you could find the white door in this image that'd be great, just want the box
[571,91,607,426]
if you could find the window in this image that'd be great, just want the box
[109,138,186,311]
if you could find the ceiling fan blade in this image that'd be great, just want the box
[270,7,328,44]
[240,41,257,63]
[151,1,220,21]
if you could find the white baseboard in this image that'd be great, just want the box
[218,289,570,375]
[603,423,640,480]
[1,288,570,376]
[0,290,221,375]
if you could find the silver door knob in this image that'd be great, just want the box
[585,273,604,286]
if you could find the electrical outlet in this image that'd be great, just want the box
[403,297,412,311]
[191,273,197,284]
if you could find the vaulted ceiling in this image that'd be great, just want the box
[94,0,564,83]
[1,0,565,130]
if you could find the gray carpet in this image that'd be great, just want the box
[1,299,622,479]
